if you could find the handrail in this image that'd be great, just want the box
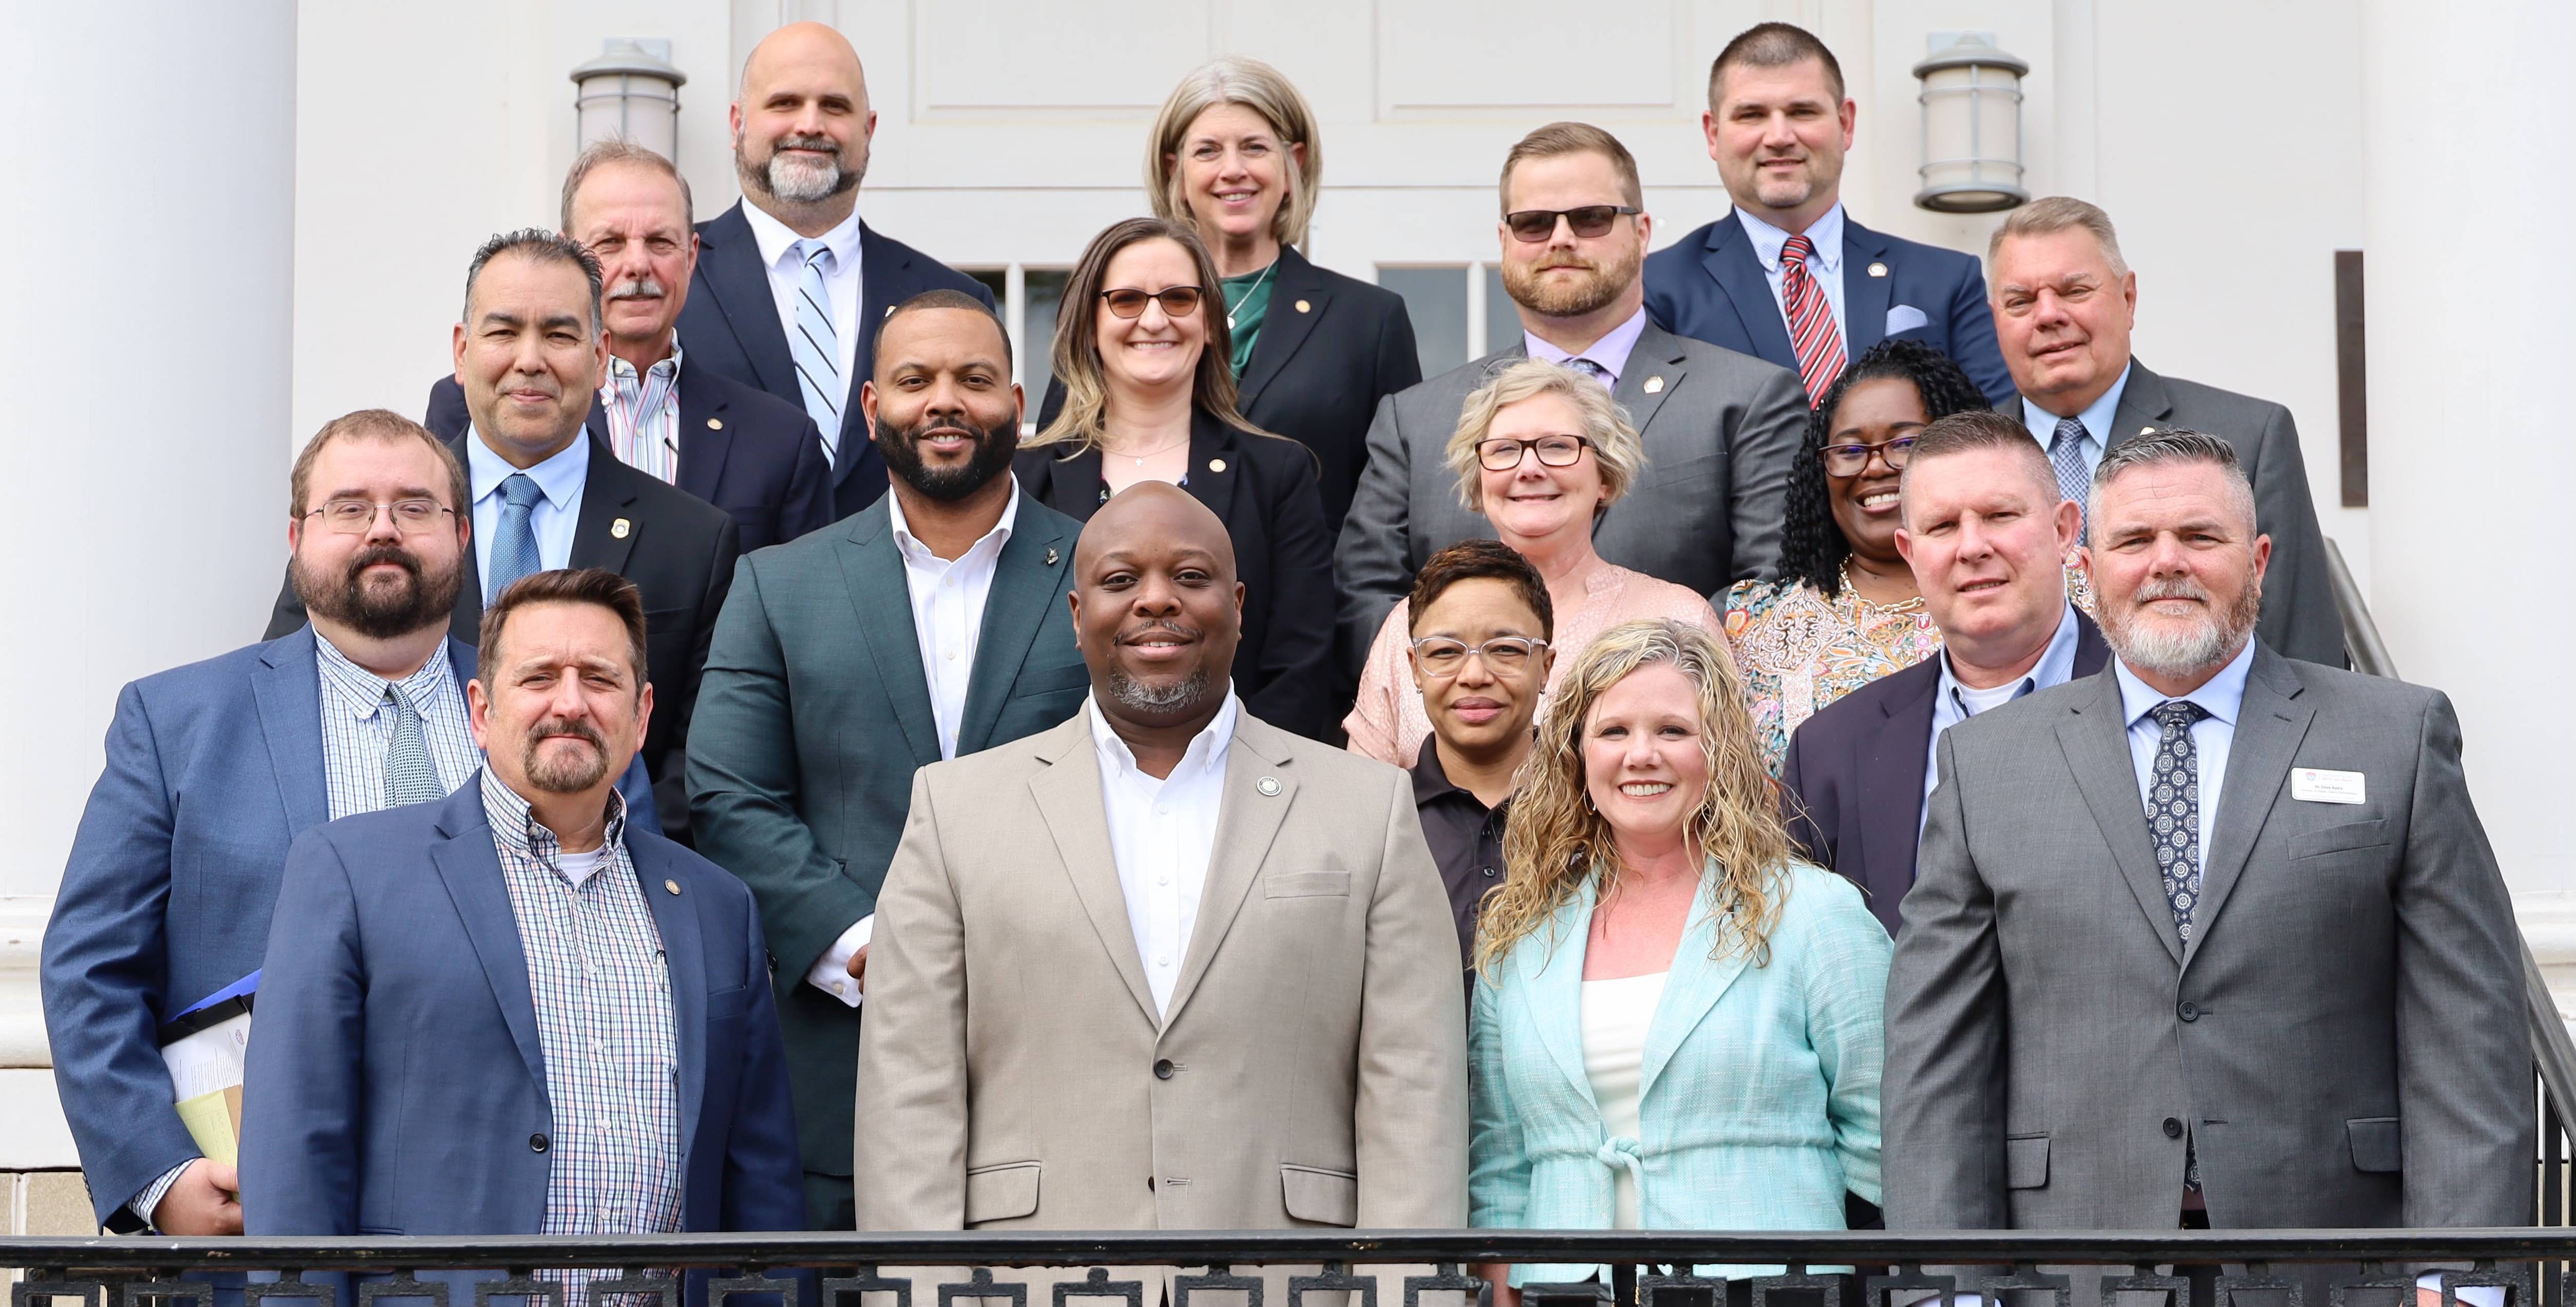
[2325,537,2398,678]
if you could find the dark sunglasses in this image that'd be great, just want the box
[1100,286,1205,319]
[1503,205,1641,242]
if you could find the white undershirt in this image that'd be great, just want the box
[552,846,609,888]
[1582,970,1667,1230]
[1089,689,1239,1018]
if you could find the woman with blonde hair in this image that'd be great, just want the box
[1344,359,1723,765]
[1468,619,1889,1296]
[1034,56,1420,532]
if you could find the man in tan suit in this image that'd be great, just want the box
[855,482,1468,1233]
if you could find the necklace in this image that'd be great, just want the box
[1840,557,1928,614]
[1109,432,1191,467]
[1225,259,1280,332]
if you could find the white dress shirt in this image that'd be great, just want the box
[1736,203,1849,345]
[1088,687,1240,1018]
[739,199,864,414]
[465,429,589,599]
[2018,359,2136,482]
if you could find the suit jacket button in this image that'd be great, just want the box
[1153,1058,1174,1079]
[530,1132,550,1153]
[2177,1000,2199,1021]
[2161,1117,2184,1139]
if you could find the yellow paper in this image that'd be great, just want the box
[176,1089,239,1166]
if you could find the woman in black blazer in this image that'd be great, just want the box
[1039,55,1420,536]
[1018,217,1336,740]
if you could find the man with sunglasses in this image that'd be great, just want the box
[1779,410,2108,935]
[1337,121,1807,678]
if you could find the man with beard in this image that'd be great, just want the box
[44,412,644,1237]
[676,21,999,522]
[855,481,1464,1254]
[688,291,1089,1229]
[241,567,801,1260]
[424,141,835,551]
[1336,121,1807,677]
[1884,431,2527,1254]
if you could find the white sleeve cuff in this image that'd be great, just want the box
[129,1159,197,1232]
[803,914,875,1008]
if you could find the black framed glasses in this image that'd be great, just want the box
[304,499,456,535]
[1100,286,1205,319]
[1476,434,1593,471]
[1411,635,1548,678]
[1820,434,1917,478]
[1504,205,1641,242]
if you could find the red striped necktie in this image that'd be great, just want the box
[1780,233,1847,404]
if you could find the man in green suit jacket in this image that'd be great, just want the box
[688,292,1092,1228]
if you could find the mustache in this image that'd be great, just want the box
[345,543,421,582]
[606,276,666,301]
[773,132,837,155]
[2133,577,2212,604]
[527,716,605,751]
[1118,619,1197,645]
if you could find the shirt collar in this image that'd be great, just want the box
[1935,602,2083,717]
[1409,743,1510,815]
[1736,202,1847,273]
[1086,687,1240,786]
[1522,305,1650,384]
[479,762,629,870]
[605,337,684,385]
[465,426,591,509]
[886,478,1022,567]
[2113,632,2259,731]
[2021,359,2135,450]
[740,198,864,274]
[314,633,456,721]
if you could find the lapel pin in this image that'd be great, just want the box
[1045,546,1059,566]
[707,417,723,430]
[2141,425,2157,435]
[1294,299,1311,313]
[664,879,681,896]
[1868,261,1890,278]
[1208,458,1228,473]
[611,518,632,540]
[1643,375,1665,394]
[1256,776,1282,797]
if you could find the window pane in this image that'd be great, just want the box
[1025,269,1069,394]
[1378,266,1468,377]
[1484,265,1521,358]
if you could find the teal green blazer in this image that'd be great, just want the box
[1468,861,1889,1283]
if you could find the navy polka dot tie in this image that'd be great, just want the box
[2149,700,2209,948]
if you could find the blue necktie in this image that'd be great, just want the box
[487,472,544,602]
[789,238,844,464]
[2049,416,2092,532]
[1566,357,1611,388]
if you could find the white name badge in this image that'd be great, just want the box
[2291,768,2366,804]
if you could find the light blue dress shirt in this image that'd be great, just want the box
[2111,635,2257,865]
[1524,305,1650,387]
[1922,604,2083,830]
[2018,360,2135,481]
[1736,202,1848,345]
[465,429,589,600]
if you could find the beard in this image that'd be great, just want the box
[2100,572,2262,680]
[292,541,463,640]
[1501,241,1642,317]
[739,129,864,204]
[876,410,1020,502]
[521,716,610,794]
[1105,666,1210,718]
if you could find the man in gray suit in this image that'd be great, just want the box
[687,290,1092,1229]
[1335,122,1807,674]
[1988,197,2342,666]
[1885,431,2528,1244]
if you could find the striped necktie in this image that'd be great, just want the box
[382,684,444,807]
[487,472,544,602]
[2049,416,2093,534]
[789,238,844,464]
[1779,233,1847,403]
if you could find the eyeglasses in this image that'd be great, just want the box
[1503,205,1642,242]
[1100,286,1205,318]
[1477,434,1593,471]
[304,499,456,535]
[1411,635,1548,677]
[1820,434,1917,478]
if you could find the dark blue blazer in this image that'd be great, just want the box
[425,358,835,552]
[1779,611,2110,936]
[1645,212,2016,408]
[39,628,657,1228]
[238,774,800,1237]
[675,201,997,523]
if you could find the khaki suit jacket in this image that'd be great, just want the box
[854,707,1469,1232]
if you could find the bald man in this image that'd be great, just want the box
[676,21,998,523]
[855,482,1468,1239]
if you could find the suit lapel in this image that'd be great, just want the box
[2057,670,2186,966]
[1639,895,1752,1103]
[1613,325,1688,434]
[635,841,709,1159]
[953,507,1075,755]
[251,628,330,836]
[834,506,943,765]
[568,441,642,576]
[2107,359,2176,450]
[672,361,733,505]
[1160,715,1298,1027]
[1841,220,1894,356]
[425,778,550,1090]
[1235,249,1329,410]
[1517,882,1596,1110]
[1182,413,1242,526]
[1026,717,1158,1025]
[850,223,906,419]
[2186,649,2312,968]
[1697,215,1798,369]
[1862,658,1943,898]
[694,204,796,398]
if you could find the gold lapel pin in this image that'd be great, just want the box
[611,518,632,539]
[1868,261,1890,278]
[1209,458,1228,473]
[2141,425,2157,435]
[884,305,896,317]
[663,879,681,895]
[1045,546,1060,566]
[1643,375,1665,394]
[1256,776,1282,797]
[707,418,723,430]
[1294,299,1311,313]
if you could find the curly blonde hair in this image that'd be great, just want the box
[1474,618,1793,976]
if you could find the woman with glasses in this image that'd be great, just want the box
[1034,58,1421,535]
[1469,618,1888,1298]
[1017,216,1338,738]
[1722,339,1986,773]
[1345,360,1724,766]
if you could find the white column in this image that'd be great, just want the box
[2360,2,2575,912]
[0,4,298,901]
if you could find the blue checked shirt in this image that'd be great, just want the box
[315,636,480,819]
[481,768,682,1298]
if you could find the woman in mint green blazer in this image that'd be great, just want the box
[1469,619,1890,1293]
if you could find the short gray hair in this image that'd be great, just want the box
[559,139,693,234]
[1990,195,2129,279]
[2088,429,2254,545]
[463,228,604,337]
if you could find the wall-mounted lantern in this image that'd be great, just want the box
[572,39,686,161]
[1912,32,2029,214]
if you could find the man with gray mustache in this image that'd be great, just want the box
[1884,430,2528,1258]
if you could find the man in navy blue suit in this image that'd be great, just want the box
[676,21,998,523]
[40,412,655,1237]
[1645,23,2014,408]
[240,568,801,1247]
[426,141,834,552]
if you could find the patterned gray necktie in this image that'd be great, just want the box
[2149,698,2210,1194]
[382,683,444,807]
[1566,357,1611,388]
[2049,416,2092,532]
